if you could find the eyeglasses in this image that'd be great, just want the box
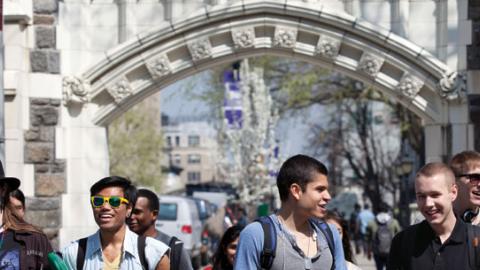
[457,173,480,183]
[91,196,129,208]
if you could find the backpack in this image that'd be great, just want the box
[256,216,336,270]
[373,221,393,257]
[168,236,184,270]
[76,236,148,270]
[466,224,480,269]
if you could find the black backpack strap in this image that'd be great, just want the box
[168,236,183,270]
[256,216,276,269]
[138,235,148,270]
[76,237,88,270]
[467,224,480,269]
[311,219,335,270]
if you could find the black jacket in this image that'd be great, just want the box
[12,229,53,270]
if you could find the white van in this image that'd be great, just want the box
[156,195,203,263]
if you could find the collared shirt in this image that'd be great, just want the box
[387,219,474,270]
[62,227,169,270]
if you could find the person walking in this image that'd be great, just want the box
[128,188,193,270]
[234,154,347,269]
[0,161,54,269]
[387,163,480,270]
[356,204,374,256]
[62,176,170,269]
[449,151,480,225]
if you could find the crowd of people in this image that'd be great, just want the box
[0,150,480,269]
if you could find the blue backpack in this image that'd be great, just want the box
[256,216,336,270]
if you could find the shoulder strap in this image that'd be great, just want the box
[168,236,183,270]
[256,216,276,270]
[467,225,480,269]
[311,219,335,270]
[76,237,88,270]
[138,235,148,270]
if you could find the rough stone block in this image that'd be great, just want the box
[25,142,53,163]
[33,14,55,25]
[31,98,50,105]
[468,46,480,69]
[33,0,58,14]
[35,164,50,173]
[39,126,55,142]
[52,160,66,173]
[49,99,61,106]
[47,51,60,74]
[35,174,65,196]
[30,104,58,126]
[35,26,56,49]
[24,129,40,141]
[30,50,48,72]
[25,209,60,228]
[26,197,60,210]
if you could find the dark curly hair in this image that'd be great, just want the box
[212,225,243,270]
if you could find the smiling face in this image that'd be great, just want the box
[225,236,239,266]
[128,196,156,235]
[455,166,480,211]
[92,186,131,233]
[9,196,24,218]
[415,173,457,227]
[293,172,331,219]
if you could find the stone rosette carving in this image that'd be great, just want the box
[273,27,297,48]
[232,27,255,48]
[62,76,89,106]
[146,55,171,79]
[188,38,212,61]
[396,74,424,98]
[316,35,341,58]
[437,71,467,101]
[357,53,384,77]
[107,79,132,103]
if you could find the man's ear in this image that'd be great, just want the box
[126,204,133,218]
[290,183,302,201]
[151,209,159,220]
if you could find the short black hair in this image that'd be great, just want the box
[277,154,328,201]
[10,189,25,208]
[90,176,137,206]
[137,189,159,212]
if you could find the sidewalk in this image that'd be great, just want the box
[354,253,376,270]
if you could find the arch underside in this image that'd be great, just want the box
[67,1,453,126]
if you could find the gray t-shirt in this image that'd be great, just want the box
[155,230,193,270]
[234,214,347,270]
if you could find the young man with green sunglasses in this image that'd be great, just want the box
[62,176,170,269]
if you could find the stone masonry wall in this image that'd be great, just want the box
[31,0,59,73]
[469,0,480,151]
[24,98,65,249]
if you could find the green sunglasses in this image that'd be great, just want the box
[91,196,129,208]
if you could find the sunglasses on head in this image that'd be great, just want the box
[91,196,129,208]
[457,173,480,183]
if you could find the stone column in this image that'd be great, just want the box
[424,123,446,163]
[391,0,409,38]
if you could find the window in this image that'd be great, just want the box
[188,154,201,164]
[187,171,201,183]
[166,136,172,147]
[175,136,180,146]
[188,135,200,147]
[173,154,181,165]
[158,203,177,221]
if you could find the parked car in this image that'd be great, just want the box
[156,195,203,266]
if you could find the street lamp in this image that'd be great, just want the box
[395,159,413,227]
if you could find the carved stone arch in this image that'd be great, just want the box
[59,0,471,247]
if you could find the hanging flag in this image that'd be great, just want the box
[223,70,243,129]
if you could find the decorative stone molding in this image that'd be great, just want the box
[396,74,423,98]
[273,27,297,48]
[187,38,212,61]
[107,79,133,103]
[315,35,341,58]
[437,71,467,101]
[357,53,384,77]
[62,76,89,106]
[232,27,255,48]
[146,55,172,79]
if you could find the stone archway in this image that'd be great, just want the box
[59,1,471,246]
